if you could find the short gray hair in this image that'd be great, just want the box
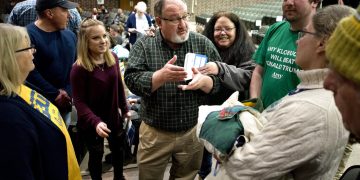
[313,5,355,40]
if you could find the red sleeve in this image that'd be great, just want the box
[70,64,102,129]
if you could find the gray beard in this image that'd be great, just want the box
[172,30,190,43]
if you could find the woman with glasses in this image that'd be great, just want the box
[198,12,255,179]
[218,5,354,179]
[70,18,129,180]
[200,11,256,105]
[0,23,81,179]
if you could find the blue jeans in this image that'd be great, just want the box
[198,148,212,179]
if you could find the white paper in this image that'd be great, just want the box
[255,20,262,27]
[184,53,208,80]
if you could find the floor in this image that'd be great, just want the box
[80,151,217,180]
[80,143,360,180]
[78,134,225,180]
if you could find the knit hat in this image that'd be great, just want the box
[326,5,360,84]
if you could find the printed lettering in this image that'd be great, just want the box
[270,54,283,62]
[276,48,296,57]
[268,47,277,52]
[272,72,283,79]
[266,61,282,70]
[30,90,64,127]
[283,57,295,64]
[282,65,299,73]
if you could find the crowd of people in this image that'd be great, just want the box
[0,0,360,179]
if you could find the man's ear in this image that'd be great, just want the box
[45,9,54,18]
[155,17,162,29]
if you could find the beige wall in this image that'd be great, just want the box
[147,0,266,17]
[0,0,272,18]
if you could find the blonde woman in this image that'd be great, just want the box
[70,18,129,180]
[0,23,80,180]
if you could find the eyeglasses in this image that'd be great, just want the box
[15,44,36,54]
[214,27,236,33]
[298,30,317,39]
[159,13,191,25]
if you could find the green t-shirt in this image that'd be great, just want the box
[253,21,300,108]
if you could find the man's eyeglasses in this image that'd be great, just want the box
[159,13,191,25]
[298,30,317,39]
[15,44,36,54]
[214,27,236,33]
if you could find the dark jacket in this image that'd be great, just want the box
[0,95,69,180]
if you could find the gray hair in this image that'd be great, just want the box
[313,5,355,40]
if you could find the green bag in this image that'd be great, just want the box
[199,105,246,157]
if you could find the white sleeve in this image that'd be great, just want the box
[224,100,326,179]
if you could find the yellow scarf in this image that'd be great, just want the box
[17,85,81,180]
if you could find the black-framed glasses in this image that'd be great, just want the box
[214,27,236,33]
[159,13,191,25]
[298,30,317,39]
[15,44,36,54]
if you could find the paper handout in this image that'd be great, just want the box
[184,53,208,80]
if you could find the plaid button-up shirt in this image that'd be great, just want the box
[8,0,37,27]
[125,30,222,132]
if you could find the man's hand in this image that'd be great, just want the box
[54,89,72,112]
[96,122,111,138]
[152,55,187,92]
[198,62,219,75]
[178,67,213,93]
[145,27,156,37]
[159,55,187,82]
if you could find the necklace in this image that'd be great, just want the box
[98,63,105,71]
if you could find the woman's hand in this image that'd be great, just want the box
[96,122,111,138]
[198,62,219,75]
[125,111,132,119]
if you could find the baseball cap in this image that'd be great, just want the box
[36,0,78,12]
